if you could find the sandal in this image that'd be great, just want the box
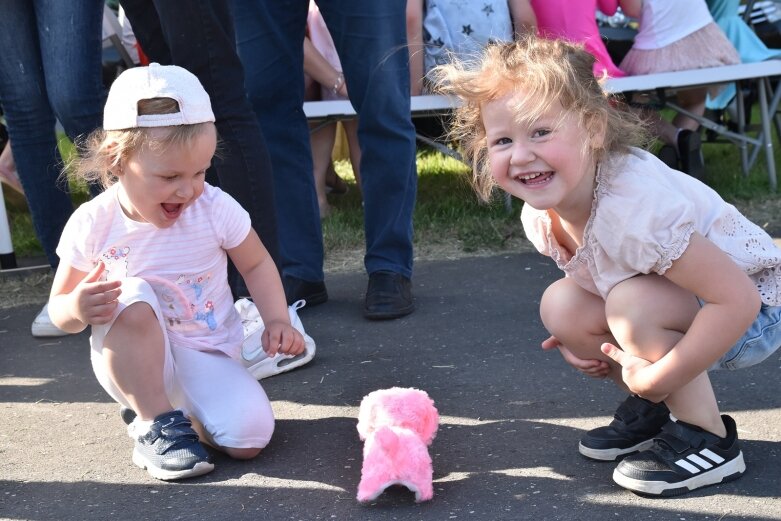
[235,299,316,379]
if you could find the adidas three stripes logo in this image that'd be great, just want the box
[674,449,725,474]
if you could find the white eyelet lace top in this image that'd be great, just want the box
[521,147,781,305]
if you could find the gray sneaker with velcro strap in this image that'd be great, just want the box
[131,410,214,481]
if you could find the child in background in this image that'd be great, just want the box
[705,0,781,111]
[618,0,739,179]
[47,64,305,481]
[434,37,781,496]
[530,0,626,78]
[305,1,360,218]
[410,0,536,92]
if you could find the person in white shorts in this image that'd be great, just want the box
[47,63,305,481]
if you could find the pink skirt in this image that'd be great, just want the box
[620,22,740,97]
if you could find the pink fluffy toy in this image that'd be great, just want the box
[356,387,439,503]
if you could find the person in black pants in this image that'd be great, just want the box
[231,0,418,320]
[121,0,280,297]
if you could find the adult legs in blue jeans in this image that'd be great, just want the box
[121,0,281,296]
[232,0,417,318]
[0,0,105,268]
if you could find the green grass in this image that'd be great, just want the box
[4,121,780,260]
[324,150,523,254]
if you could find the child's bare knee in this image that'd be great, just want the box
[115,301,157,329]
[225,447,262,460]
[540,279,588,334]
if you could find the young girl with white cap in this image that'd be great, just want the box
[47,63,306,481]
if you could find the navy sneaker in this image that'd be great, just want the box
[131,410,214,481]
[613,415,745,496]
[579,395,670,461]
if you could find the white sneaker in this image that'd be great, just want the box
[235,299,316,379]
[31,303,70,338]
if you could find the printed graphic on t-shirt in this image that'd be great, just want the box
[96,244,220,333]
[101,245,130,279]
[177,274,217,331]
[129,272,218,332]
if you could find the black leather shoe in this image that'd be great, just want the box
[677,129,705,181]
[283,275,328,307]
[364,270,414,320]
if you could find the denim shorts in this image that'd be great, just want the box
[710,303,781,371]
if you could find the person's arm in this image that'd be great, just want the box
[508,0,537,37]
[602,232,761,400]
[303,36,348,98]
[542,335,612,378]
[617,0,642,19]
[597,0,620,17]
[227,229,304,357]
[48,261,123,333]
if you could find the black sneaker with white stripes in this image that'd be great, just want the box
[613,415,745,496]
[579,395,670,461]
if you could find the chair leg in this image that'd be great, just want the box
[757,78,777,190]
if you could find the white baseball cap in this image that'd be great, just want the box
[103,63,215,130]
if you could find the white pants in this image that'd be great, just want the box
[90,277,274,449]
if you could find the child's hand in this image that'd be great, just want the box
[71,261,122,326]
[542,335,611,378]
[261,321,305,357]
[601,342,667,402]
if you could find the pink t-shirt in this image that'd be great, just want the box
[521,148,781,305]
[531,0,626,78]
[56,182,251,358]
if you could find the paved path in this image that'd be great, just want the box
[1,253,779,520]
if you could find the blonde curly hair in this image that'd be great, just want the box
[431,35,648,202]
[67,97,215,189]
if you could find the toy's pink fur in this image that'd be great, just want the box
[356,387,439,503]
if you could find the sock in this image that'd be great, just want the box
[128,418,154,438]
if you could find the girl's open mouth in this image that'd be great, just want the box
[161,202,183,218]
[517,171,554,185]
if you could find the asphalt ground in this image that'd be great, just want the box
[1,253,780,521]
